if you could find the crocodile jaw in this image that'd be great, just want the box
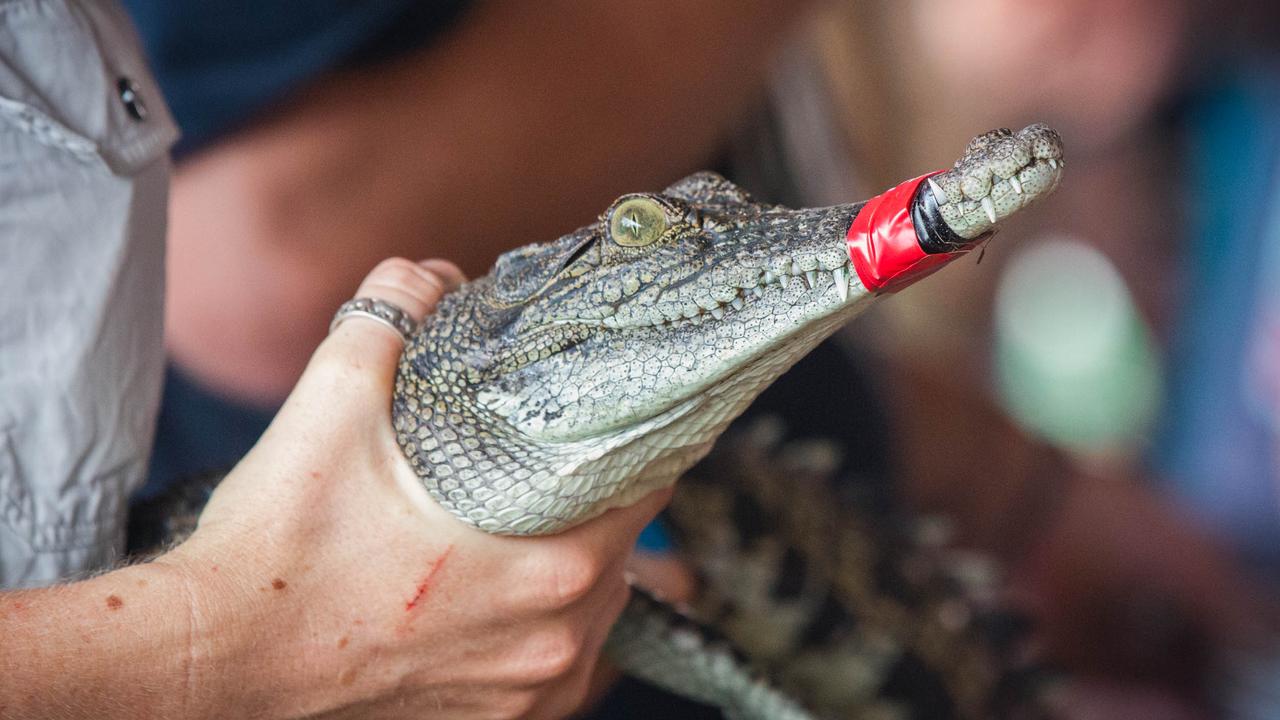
[394,124,1063,534]
[485,202,867,446]
[522,261,878,527]
[396,199,879,534]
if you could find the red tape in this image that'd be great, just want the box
[846,172,974,293]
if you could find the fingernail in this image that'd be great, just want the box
[418,259,466,290]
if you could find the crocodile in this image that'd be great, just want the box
[136,124,1063,718]
[388,123,1062,718]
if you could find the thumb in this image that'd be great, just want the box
[327,257,465,370]
[191,258,464,535]
[283,257,465,425]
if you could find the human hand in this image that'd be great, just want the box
[160,258,670,720]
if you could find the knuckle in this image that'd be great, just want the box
[369,257,440,295]
[304,350,371,393]
[519,547,604,610]
[371,256,417,278]
[547,549,602,607]
[518,626,581,683]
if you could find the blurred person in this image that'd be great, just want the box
[0,2,672,717]
[728,0,1280,713]
[106,0,1275,714]
[114,2,817,715]
[124,0,817,503]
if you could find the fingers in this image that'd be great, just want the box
[417,258,467,291]
[259,257,463,445]
[524,573,630,720]
[625,552,698,605]
[555,486,675,562]
[498,488,670,621]
[300,258,463,402]
[326,257,464,366]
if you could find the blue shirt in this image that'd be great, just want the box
[122,0,469,155]
[1154,64,1280,575]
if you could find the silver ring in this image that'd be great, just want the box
[329,297,418,342]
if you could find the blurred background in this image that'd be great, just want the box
[122,0,1280,717]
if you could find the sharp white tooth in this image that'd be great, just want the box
[832,266,848,302]
[710,307,725,320]
[763,270,777,285]
[981,196,997,224]
[1048,158,1059,170]
[731,297,744,310]
[804,270,818,289]
[927,177,947,205]
[751,286,763,298]
[778,274,790,289]
[1009,175,1023,194]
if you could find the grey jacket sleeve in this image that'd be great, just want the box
[0,0,178,587]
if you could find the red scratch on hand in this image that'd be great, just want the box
[405,545,454,612]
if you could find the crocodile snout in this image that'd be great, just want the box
[928,123,1065,240]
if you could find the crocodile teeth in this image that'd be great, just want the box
[804,270,818,289]
[832,266,848,302]
[710,307,725,320]
[778,274,790,289]
[1048,158,1059,170]
[1009,175,1023,194]
[763,270,777,285]
[928,177,947,205]
[751,286,763,298]
[981,196,997,224]
[730,297,745,311]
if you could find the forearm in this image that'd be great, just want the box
[0,543,353,720]
[164,0,813,403]
[0,562,202,719]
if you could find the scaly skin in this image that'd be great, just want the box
[391,123,1063,535]
[138,124,1064,720]
[384,124,1063,719]
[667,418,1054,719]
[930,124,1065,242]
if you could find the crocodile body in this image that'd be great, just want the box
[387,122,1062,719]
[665,417,1053,718]
[139,125,1064,718]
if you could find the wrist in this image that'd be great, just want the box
[152,539,287,718]
[155,527,388,720]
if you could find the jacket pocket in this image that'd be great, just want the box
[0,0,177,176]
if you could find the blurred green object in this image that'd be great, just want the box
[994,238,1162,456]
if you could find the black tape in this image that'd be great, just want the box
[911,180,969,254]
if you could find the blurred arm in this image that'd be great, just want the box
[165,0,813,403]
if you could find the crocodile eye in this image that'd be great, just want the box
[608,196,667,247]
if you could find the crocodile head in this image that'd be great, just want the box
[394,124,1063,534]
